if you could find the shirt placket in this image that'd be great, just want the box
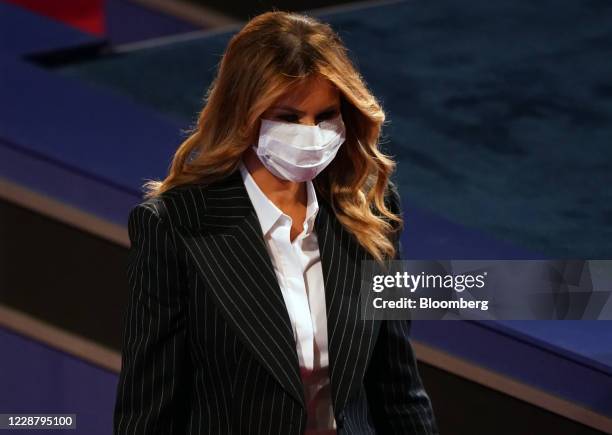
[275,216,315,370]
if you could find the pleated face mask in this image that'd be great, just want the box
[252,113,346,182]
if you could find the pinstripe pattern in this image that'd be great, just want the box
[113,169,438,434]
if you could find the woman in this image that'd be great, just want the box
[113,10,437,435]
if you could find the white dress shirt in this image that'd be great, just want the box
[239,161,336,433]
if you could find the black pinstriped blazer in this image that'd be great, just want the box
[113,168,438,435]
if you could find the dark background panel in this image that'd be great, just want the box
[183,0,360,19]
[418,362,606,435]
[0,197,127,351]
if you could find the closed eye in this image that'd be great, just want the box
[277,114,300,123]
[277,110,339,124]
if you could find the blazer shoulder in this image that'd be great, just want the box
[126,187,202,256]
[139,170,248,231]
[130,183,207,231]
[129,196,166,218]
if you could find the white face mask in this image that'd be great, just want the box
[252,113,346,182]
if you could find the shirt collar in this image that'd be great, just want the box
[303,176,319,235]
[239,160,319,237]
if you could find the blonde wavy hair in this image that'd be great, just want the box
[143,10,403,264]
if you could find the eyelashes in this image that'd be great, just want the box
[277,111,339,123]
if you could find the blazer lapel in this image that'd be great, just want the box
[315,194,381,415]
[167,170,305,409]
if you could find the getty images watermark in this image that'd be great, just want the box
[360,260,612,320]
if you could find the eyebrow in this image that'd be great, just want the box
[271,104,340,115]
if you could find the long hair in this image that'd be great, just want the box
[143,10,403,264]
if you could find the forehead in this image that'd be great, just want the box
[273,75,340,108]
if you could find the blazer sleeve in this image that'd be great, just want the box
[364,183,439,434]
[113,203,192,435]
